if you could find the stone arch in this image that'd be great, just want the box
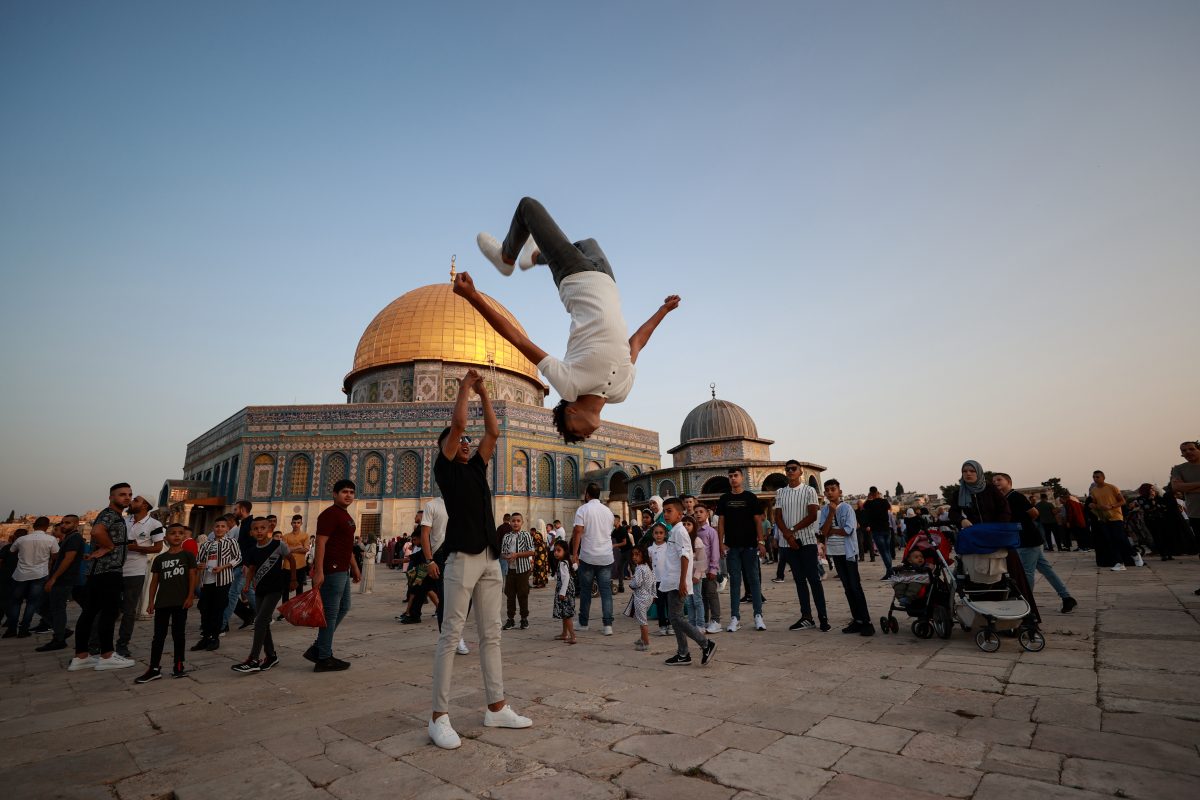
[701,475,731,495]
[657,479,677,498]
[632,485,646,503]
[808,475,819,490]
[762,472,788,492]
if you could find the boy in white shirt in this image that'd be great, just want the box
[819,479,874,637]
[466,196,680,443]
[4,517,59,638]
[660,498,716,667]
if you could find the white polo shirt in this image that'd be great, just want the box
[537,272,635,403]
[421,497,449,554]
[657,522,694,595]
[123,515,166,577]
[573,499,616,566]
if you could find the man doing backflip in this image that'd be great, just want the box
[465,196,679,443]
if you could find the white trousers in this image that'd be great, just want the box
[431,550,504,713]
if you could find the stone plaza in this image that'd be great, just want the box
[2,552,1198,800]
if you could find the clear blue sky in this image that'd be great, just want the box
[2,1,1197,515]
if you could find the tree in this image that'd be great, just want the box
[1041,477,1067,498]
[896,482,905,496]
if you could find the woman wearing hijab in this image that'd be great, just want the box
[949,460,1041,623]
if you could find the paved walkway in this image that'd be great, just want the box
[3,552,1199,799]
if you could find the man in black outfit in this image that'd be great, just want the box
[863,487,894,579]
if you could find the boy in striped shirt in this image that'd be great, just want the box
[502,513,536,630]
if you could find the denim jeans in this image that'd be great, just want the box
[781,544,827,623]
[47,581,74,642]
[726,546,763,621]
[685,580,705,628]
[872,533,894,577]
[117,575,145,649]
[223,567,256,628]
[576,560,613,627]
[1017,546,1071,599]
[313,571,352,660]
[6,577,46,632]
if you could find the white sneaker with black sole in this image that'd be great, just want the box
[476,233,514,276]
[727,617,740,633]
[705,621,722,634]
[754,614,767,631]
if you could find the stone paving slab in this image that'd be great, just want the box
[1,552,1199,799]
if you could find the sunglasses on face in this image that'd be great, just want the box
[460,436,472,443]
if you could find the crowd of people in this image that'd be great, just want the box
[2,427,1197,751]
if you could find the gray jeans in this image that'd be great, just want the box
[500,197,614,288]
[701,575,721,624]
[117,575,145,649]
[250,591,282,661]
[667,590,708,657]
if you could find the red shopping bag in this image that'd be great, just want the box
[279,588,327,628]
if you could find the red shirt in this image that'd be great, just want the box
[317,505,356,573]
[183,538,199,558]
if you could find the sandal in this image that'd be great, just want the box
[553,633,566,640]
[566,635,577,644]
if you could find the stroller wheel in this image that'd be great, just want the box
[975,629,1001,653]
[932,606,952,640]
[879,616,890,634]
[1018,628,1046,652]
[889,616,899,634]
[912,619,934,639]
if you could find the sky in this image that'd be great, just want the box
[1,1,1197,515]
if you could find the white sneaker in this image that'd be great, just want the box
[456,639,470,655]
[67,655,98,671]
[518,237,540,270]
[576,625,589,632]
[476,232,513,276]
[1111,564,1127,571]
[602,625,613,636]
[727,617,741,633]
[1134,553,1145,567]
[94,654,135,671]
[705,621,722,634]
[483,704,532,729]
[428,716,462,749]
[754,614,767,631]
[657,627,672,636]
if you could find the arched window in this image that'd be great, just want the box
[630,465,641,476]
[562,457,578,498]
[762,473,788,492]
[587,460,603,474]
[512,450,529,495]
[702,476,731,495]
[252,454,274,498]
[398,451,421,496]
[361,452,384,497]
[287,455,311,497]
[324,453,348,496]
[537,454,554,497]
[658,479,677,498]
[808,475,819,490]
[633,485,646,502]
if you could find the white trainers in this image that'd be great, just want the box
[1134,553,1145,567]
[1111,563,1127,572]
[476,232,513,276]
[518,237,540,270]
[576,625,589,632]
[483,704,532,729]
[456,639,470,655]
[705,621,722,634]
[754,614,767,631]
[602,625,613,636]
[94,654,135,671]
[727,617,741,633]
[67,655,98,671]
[428,715,462,749]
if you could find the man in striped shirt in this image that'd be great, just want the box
[774,460,829,632]
[502,513,536,630]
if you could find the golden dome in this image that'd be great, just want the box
[345,281,540,388]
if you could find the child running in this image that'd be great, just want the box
[135,524,197,683]
[233,517,297,673]
[628,544,655,651]
[551,539,576,644]
[464,196,680,443]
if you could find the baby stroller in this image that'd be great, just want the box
[953,523,1045,653]
[880,530,956,639]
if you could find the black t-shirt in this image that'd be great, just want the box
[1006,491,1042,548]
[235,517,254,567]
[611,524,629,549]
[55,532,85,587]
[245,539,292,595]
[863,498,891,532]
[434,452,499,558]
[151,550,196,608]
[716,491,763,548]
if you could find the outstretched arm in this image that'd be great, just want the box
[454,272,548,364]
[474,372,499,464]
[629,295,680,364]
[442,371,477,461]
